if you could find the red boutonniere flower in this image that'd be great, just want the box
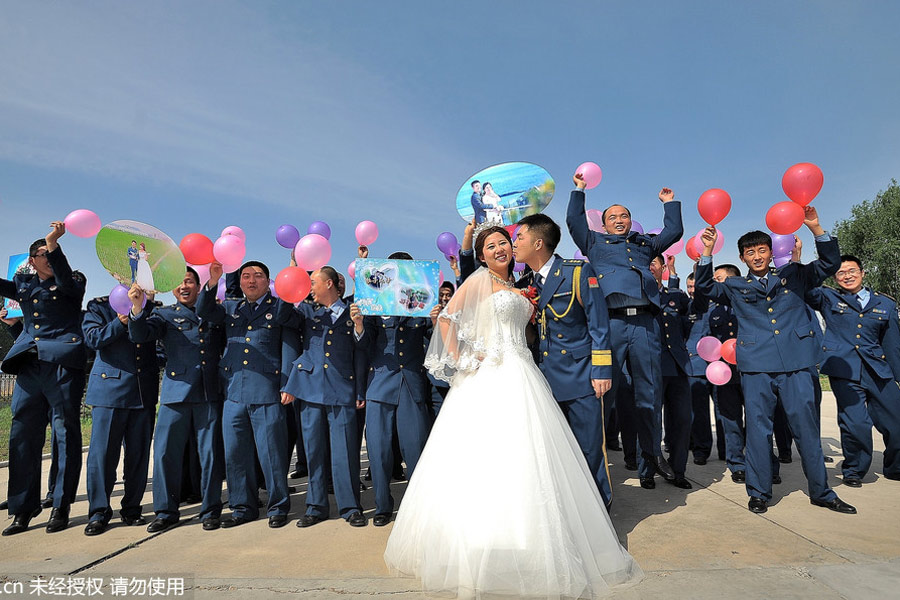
[522,285,539,324]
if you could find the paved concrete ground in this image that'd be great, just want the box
[1,392,898,599]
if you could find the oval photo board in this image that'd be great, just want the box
[96,220,186,294]
[455,161,555,227]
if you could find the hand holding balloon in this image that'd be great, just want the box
[700,226,718,256]
[573,172,587,190]
[803,206,824,236]
[45,221,66,252]
[128,283,146,315]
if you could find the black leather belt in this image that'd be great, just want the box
[609,306,652,317]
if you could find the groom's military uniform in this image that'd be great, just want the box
[519,255,614,507]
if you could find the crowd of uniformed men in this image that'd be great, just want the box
[2,179,898,536]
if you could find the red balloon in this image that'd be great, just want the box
[782,163,823,207]
[697,188,732,225]
[766,201,806,235]
[274,267,311,303]
[179,233,215,265]
[685,238,701,261]
[721,338,737,365]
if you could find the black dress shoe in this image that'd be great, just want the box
[607,440,622,452]
[731,470,746,483]
[693,456,708,466]
[670,477,692,489]
[288,468,308,479]
[221,515,254,528]
[0,500,7,510]
[639,477,656,490]
[202,517,221,531]
[2,508,41,536]
[748,497,767,513]
[778,455,793,464]
[46,506,70,533]
[146,517,178,533]
[373,513,391,527]
[811,497,857,514]
[268,515,288,528]
[121,514,147,526]
[823,456,834,463]
[84,520,108,536]
[772,475,782,485]
[347,511,367,527]
[296,514,326,528]
[843,477,862,488]
[653,455,676,481]
[391,470,406,482]
[624,460,638,471]
[41,497,54,509]
[884,473,900,481]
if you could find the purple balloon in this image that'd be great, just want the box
[648,227,663,235]
[109,284,134,315]
[276,224,301,249]
[770,233,795,257]
[269,280,279,298]
[436,232,459,255]
[574,249,588,261]
[513,261,526,273]
[215,277,226,302]
[773,254,792,268]
[631,220,644,235]
[307,221,331,240]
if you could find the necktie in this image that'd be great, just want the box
[534,273,544,291]
[759,276,768,290]
[857,293,865,309]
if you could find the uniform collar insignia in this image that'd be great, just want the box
[265,313,273,320]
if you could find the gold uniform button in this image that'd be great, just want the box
[136,356,141,361]
[771,319,776,324]
[325,352,330,357]
[202,361,206,365]
[170,371,175,376]
[858,324,863,329]
[323,364,329,369]
[399,364,404,369]
[34,337,40,341]
[399,339,404,344]
[557,334,563,339]
[136,343,141,348]
[543,351,549,356]
[327,341,332,345]
[628,258,633,262]
[199,338,204,343]
[859,314,864,318]
[774,330,780,335]
[856,334,861,339]
[243,360,248,365]
[34,324,40,329]
[33,312,39,317]
[561,349,567,354]
[768,308,774,313]
[399,327,405,331]
[664,322,669,327]
[200,350,205,354]
[101,374,107,379]
[244,348,249,353]
[855,345,860,349]
[245,337,251,342]
[399,351,404,357]
[33,299,38,304]
[247,326,253,330]
[328,329,333,334]
[766,297,772,301]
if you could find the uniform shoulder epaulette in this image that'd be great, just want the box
[562,259,583,266]
[874,291,896,303]
[91,296,110,304]
[72,270,87,283]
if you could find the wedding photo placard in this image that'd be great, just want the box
[354,258,440,318]
[3,253,32,319]
[455,161,555,226]
[95,220,185,294]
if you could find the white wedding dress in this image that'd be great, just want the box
[384,287,642,599]
[135,250,155,292]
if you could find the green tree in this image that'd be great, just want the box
[833,179,900,299]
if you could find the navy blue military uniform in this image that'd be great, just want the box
[685,293,719,462]
[656,276,693,481]
[522,255,614,506]
[1,245,86,518]
[707,301,748,475]
[695,235,841,504]
[359,315,433,517]
[129,300,226,523]
[196,286,297,522]
[806,286,900,481]
[282,301,364,521]
[567,189,683,481]
[83,297,159,524]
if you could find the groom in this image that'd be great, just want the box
[128,241,139,284]
[470,180,487,224]
[514,214,614,508]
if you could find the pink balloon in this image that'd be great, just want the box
[664,238,685,257]
[215,277,226,301]
[706,361,732,386]
[294,233,332,271]
[586,209,606,233]
[64,209,102,238]
[221,262,241,274]
[693,229,724,255]
[213,234,246,266]
[356,221,379,246]
[575,162,603,190]
[348,260,356,280]
[188,263,211,286]
[696,336,723,362]
[439,270,445,284]
[221,226,246,242]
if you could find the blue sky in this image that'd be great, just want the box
[2,1,899,300]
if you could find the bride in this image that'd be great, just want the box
[135,243,156,293]
[384,226,642,599]
[481,182,505,224]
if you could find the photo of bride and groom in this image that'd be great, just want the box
[96,220,185,294]
[127,240,155,291]
[455,161,557,226]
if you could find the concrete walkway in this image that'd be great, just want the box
[1,392,898,599]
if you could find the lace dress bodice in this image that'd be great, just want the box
[481,290,534,365]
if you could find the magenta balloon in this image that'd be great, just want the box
[276,224,301,249]
[64,209,102,238]
[706,361,732,386]
[436,232,459,255]
[213,234,246,265]
[773,254,792,268]
[348,260,356,280]
[439,270,445,284]
[586,209,605,233]
[693,229,724,255]
[108,284,133,315]
[696,336,723,362]
[664,238,685,257]
[221,226,246,242]
[221,262,241,274]
[514,261,525,273]
[307,221,332,240]
[770,233,795,257]
[631,220,644,235]
[575,162,603,190]
[215,277,226,301]
[294,234,332,271]
[356,221,379,246]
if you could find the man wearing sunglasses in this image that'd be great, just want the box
[1,221,87,535]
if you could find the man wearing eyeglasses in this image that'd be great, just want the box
[805,255,900,487]
[0,222,87,536]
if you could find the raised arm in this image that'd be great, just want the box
[649,188,683,254]
[797,207,841,289]
[694,226,732,306]
[566,175,591,254]
[196,262,227,324]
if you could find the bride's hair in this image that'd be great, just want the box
[474,226,514,278]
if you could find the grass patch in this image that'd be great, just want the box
[0,402,92,462]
